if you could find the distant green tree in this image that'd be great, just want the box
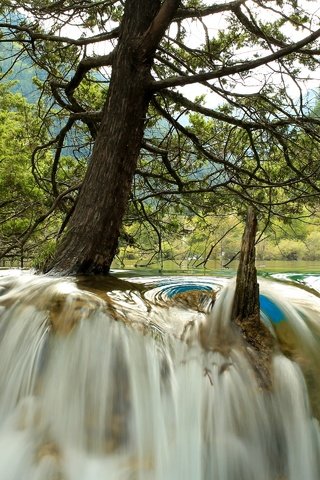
[0,82,87,266]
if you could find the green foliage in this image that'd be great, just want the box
[0,81,81,263]
[304,231,320,260]
[277,238,307,261]
[32,238,57,270]
[1,0,320,270]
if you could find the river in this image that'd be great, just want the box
[0,268,319,479]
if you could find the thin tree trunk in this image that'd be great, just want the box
[46,0,179,275]
[232,206,260,321]
[232,206,274,388]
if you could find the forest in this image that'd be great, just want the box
[1,0,320,272]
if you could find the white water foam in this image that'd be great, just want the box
[0,272,319,479]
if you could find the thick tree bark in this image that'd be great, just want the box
[46,0,180,275]
[232,207,275,388]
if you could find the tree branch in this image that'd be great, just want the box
[0,23,120,46]
[163,89,320,131]
[65,52,114,95]
[141,0,181,56]
[163,90,262,129]
[195,221,242,268]
[174,0,244,20]
[150,27,320,90]
[0,184,81,261]
[233,4,320,55]
[141,139,184,189]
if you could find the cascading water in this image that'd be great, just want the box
[0,270,319,480]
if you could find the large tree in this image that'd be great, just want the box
[1,0,320,274]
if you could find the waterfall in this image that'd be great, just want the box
[0,271,319,480]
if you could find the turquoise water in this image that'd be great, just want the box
[112,259,320,276]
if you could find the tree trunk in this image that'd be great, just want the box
[232,206,260,321]
[232,207,274,388]
[46,0,179,275]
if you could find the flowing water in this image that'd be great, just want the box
[0,269,319,480]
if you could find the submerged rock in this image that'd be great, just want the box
[49,292,105,335]
[169,289,216,313]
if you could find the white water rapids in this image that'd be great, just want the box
[0,270,319,480]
